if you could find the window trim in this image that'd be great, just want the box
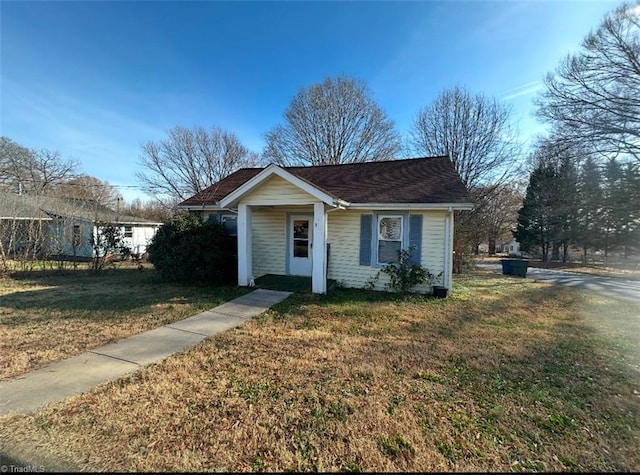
[374,213,406,266]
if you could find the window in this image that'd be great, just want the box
[293,219,309,258]
[377,215,403,264]
[72,224,81,247]
[221,215,237,236]
[124,226,133,238]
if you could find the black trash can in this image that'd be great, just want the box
[432,285,448,298]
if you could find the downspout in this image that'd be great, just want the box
[444,206,453,295]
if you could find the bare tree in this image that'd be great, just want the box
[475,184,524,255]
[263,77,400,166]
[52,175,122,210]
[408,86,522,272]
[136,126,258,206]
[409,86,521,189]
[535,1,640,162]
[121,197,171,222]
[0,137,78,193]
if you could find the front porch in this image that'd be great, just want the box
[254,274,338,293]
[237,201,331,294]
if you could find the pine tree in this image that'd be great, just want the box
[576,157,603,264]
[514,163,558,261]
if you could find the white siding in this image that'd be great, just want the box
[327,209,447,292]
[242,176,317,205]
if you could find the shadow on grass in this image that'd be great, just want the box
[1,268,248,316]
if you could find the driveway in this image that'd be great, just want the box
[478,263,640,303]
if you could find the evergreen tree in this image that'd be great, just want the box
[576,157,603,264]
[514,163,558,261]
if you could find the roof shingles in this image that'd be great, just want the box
[179,156,470,207]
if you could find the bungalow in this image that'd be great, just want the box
[179,156,473,295]
[0,192,162,260]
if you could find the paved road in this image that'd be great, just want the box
[478,263,640,303]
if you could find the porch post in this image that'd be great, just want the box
[237,204,252,287]
[312,202,327,294]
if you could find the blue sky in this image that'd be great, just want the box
[1,0,621,202]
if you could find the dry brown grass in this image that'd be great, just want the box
[1,271,639,472]
[475,256,640,280]
[0,268,247,380]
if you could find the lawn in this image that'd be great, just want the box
[0,267,248,380]
[1,270,639,472]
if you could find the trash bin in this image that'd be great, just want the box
[432,286,448,298]
[500,259,513,275]
[510,259,529,277]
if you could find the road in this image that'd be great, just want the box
[478,263,640,303]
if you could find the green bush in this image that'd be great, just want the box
[147,214,237,284]
[380,248,432,293]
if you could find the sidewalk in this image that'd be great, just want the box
[0,288,291,416]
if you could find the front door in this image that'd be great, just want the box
[288,215,312,276]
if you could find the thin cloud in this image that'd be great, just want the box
[500,81,544,101]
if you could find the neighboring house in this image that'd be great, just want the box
[507,238,522,257]
[0,192,162,259]
[179,156,473,295]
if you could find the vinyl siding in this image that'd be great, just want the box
[251,208,286,277]
[242,175,317,205]
[327,209,447,292]
[250,206,314,278]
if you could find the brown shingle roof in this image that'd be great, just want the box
[179,156,471,207]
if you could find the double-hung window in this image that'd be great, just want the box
[377,215,403,264]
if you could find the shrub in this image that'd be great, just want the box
[147,214,237,284]
[379,247,441,294]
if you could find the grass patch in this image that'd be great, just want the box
[0,271,638,472]
[0,267,248,380]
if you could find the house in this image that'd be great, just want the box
[507,238,522,257]
[179,156,473,295]
[0,192,162,260]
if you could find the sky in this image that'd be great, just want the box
[0,0,622,202]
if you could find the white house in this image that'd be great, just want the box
[0,192,161,260]
[179,156,473,295]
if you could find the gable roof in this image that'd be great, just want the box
[0,192,162,225]
[179,156,472,208]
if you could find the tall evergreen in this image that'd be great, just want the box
[576,157,603,264]
[514,163,558,261]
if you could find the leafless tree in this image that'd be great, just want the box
[263,77,400,166]
[409,86,521,190]
[136,126,258,207]
[0,137,78,193]
[408,86,522,272]
[535,1,640,162]
[52,175,123,210]
[474,184,524,255]
[121,197,171,223]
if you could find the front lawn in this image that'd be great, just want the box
[1,271,638,471]
[0,268,248,380]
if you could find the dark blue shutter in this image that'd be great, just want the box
[359,214,373,266]
[408,214,423,265]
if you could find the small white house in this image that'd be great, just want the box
[0,192,161,259]
[179,156,472,295]
[507,238,522,257]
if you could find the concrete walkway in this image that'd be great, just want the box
[0,288,291,416]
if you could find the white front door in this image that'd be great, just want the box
[288,214,312,276]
